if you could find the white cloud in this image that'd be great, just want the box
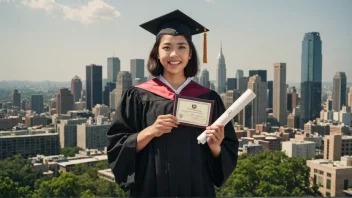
[21,0,121,24]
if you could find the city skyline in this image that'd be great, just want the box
[1,0,351,82]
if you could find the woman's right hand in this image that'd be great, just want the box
[148,114,180,137]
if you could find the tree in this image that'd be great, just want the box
[216,151,322,197]
[0,176,31,197]
[60,146,81,157]
[33,172,82,197]
[0,154,42,190]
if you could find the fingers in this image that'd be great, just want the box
[205,124,225,142]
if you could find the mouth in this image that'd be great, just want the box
[167,61,181,66]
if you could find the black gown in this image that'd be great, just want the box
[107,78,239,197]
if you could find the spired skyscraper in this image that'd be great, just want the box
[216,44,226,94]
[300,32,322,128]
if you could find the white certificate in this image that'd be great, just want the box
[173,95,214,128]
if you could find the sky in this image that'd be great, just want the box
[0,0,351,83]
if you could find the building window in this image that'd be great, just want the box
[319,170,324,175]
[326,192,331,197]
[327,179,331,189]
[344,179,349,190]
[327,172,331,177]
[314,169,317,173]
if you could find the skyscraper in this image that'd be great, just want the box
[71,75,82,102]
[30,94,44,114]
[56,88,74,114]
[273,63,287,125]
[248,75,267,128]
[107,57,120,83]
[216,45,226,94]
[332,72,347,112]
[267,81,273,109]
[130,59,145,85]
[236,70,244,90]
[12,89,21,108]
[110,71,132,110]
[86,64,102,111]
[249,70,267,82]
[300,32,322,127]
[103,82,116,107]
[227,78,237,91]
[200,69,210,88]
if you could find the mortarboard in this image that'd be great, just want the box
[140,9,209,63]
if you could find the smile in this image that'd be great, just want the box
[168,61,181,66]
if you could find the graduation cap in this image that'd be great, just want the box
[140,9,209,63]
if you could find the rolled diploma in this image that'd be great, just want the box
[197,89,256,144]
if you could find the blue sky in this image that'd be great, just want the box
[0,0,351,83]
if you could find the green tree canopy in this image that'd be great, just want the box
[216,151,322,197]
[60,146,81,157]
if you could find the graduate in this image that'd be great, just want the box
[107,9,239,197]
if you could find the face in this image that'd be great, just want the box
[158,35,192,77]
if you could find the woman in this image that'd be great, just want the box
[107,10,239,197]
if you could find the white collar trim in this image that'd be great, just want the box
[157,75,192,94]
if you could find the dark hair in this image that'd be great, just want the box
[147,35,199,78]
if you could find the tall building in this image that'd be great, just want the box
[57,118,87,148]
[30,94,44,114]
[77,123,110,150]
[0,130,60,160]
[110,71,132,110]
[56,88,74,114]
[238,77,249,94]
[103,82,116,107]
[227,78,237,91]
[12,89,21,108]
[348,87,352,108]
[249,70,267,82]
[282,140,315,158]
[300,32,322,128]
[273,63,287,125]
[107,57,120,83]
[216,45,226,94]
[248,75,267,128]
[332,72,347,112]
[71,76,82,102]
[86,64,102,111]
[200,69,210,88]
[307,156,352,197]
[267,80,273,109]
[130,59,145,85]
[236,70,244,90]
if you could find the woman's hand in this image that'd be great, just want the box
[205,124,225,157]
[147,114,180,137]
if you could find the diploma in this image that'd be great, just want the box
[197,89,256,144]
[173,95,214,128]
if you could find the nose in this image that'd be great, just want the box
[170,50,179,57]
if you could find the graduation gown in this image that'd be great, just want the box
[107,78,239,197]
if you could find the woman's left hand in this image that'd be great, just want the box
[205,124,225,157]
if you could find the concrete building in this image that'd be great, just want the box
[77,123,110,150]
[236,70,244,90]
[25,114,47,128]
[332,72,347,112]
[0,130,60,160]
[110,71,132,110]
[248,75,267,128]
[243,143,264,155]
[57,118,87,148]
[216,44,226,94]
[324,134,352,161]
[57,155,107,172]
[92,104,111,118]
[31,94,44,114]
[307,156,352,197]
[227,78,237,91]
[56,88,74,115]
[273,63,287,125]
[71,76,82,103]
[282,140,315,158]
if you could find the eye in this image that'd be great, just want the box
[162,46,170,50]
[179,45,187,49]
